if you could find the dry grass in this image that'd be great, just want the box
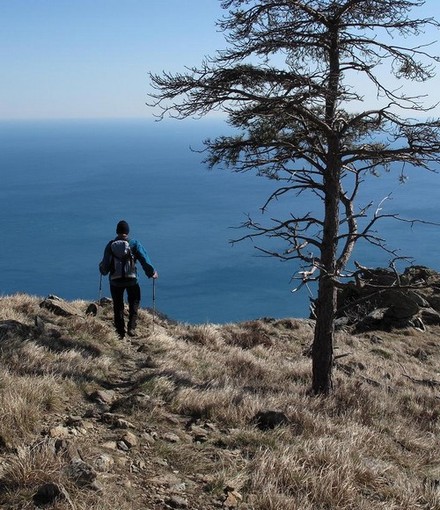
[0,293,439,509]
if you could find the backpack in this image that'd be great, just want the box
[110,239,137,280]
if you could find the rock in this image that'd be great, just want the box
[421,307,440,325]
[383,290,421,319]
[164,495,189,508]
[89,389,116,405]
[100,412,135,429]
[163,432,181,443]
[251,410,289,430]
[53,438,82,461]
[355,308,387,332]
[101,440,118,450]
[121,431,138,448]
[338,266,440,330]
[40,297,80,317]
[90,480,104,492]
[223,490,242,508]
[142,432,156,445]
[190,426,209,443]
[426,295,440,312]
[68,458,98,487]
[33,482,65,506]
[413,348,429,361]
[49,425,70,439]
[34,315,46,332]
[93,453,114,472]
[136,459,147,470]
[65,415,83,427]
[86,303,99,316]
[117,441,130,451]
[114,417,135,429]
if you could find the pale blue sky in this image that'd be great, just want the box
[1,0,440,120]
[0,0,224,119]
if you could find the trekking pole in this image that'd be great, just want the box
[98,274,103,304]
[152,278,156,332]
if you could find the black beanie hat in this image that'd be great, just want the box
[116,220,130,235]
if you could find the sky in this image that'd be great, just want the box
[0,0,224,119]
[1,0,440,120]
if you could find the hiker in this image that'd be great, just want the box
[99,220,158,338]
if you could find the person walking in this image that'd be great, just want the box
[99,220,158,338]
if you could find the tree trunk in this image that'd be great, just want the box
[312,144,339,394]
[312,274,336,394]
[312,22,340,395]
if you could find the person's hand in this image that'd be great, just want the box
[152,271,159,279]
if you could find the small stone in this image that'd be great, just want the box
[171,482,187,492]
[49,425,70,439]
[114,455,128,467]
[101,413,135,429]
[114,418,135,429]
[68,458,97,487]
[191,426,209,443]
[86,303,99,316]
[93,453,114,472]
[137,459,146,470]
[101,441,118,450]
[90,480,104,492]
[165,495,189,508]
[163,432,180,443]
[142,432,156,445]
[89,389,116,404]
[117,441,129,451]
[65,415,82,426]
[121,431,138,448]
[223,491,242,508]
[413,348,429,361]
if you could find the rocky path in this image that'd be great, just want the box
[36,330,243,510]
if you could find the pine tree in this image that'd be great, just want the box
[149,0,440,394]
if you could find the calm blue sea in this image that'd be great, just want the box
[1,119,439,323]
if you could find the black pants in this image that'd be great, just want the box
[110,283,141,337]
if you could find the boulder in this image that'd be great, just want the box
[40,297,81,317]
[336,265,440,331]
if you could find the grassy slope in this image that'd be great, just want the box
[0,293,439,509]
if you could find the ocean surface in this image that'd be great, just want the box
[1,118,439,324]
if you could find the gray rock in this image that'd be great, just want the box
[89,389,116,404]
[162,432,180,443]
[68,458,98,487]
[40,297,80,317]
[164,495,189,508]
[93,453,114,472]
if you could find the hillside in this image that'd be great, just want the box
[0,293,439,509]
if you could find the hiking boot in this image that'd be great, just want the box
[117,329,125,339]
[127,328,137,337]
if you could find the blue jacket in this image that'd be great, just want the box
[99,237,155,287]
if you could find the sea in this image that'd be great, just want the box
[1,118,439,324]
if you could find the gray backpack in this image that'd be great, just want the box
[110,239,137,280]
